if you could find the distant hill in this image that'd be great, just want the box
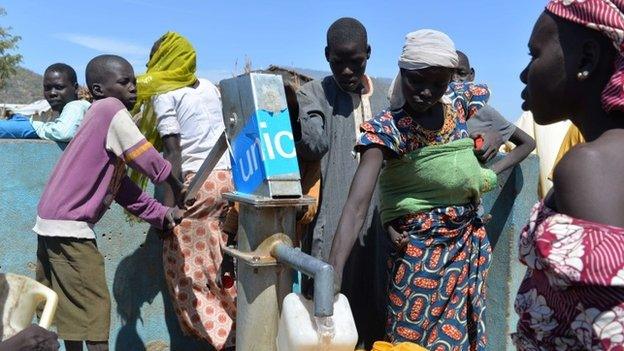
[0,67,43,104]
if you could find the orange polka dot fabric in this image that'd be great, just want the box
[163,170,237,350]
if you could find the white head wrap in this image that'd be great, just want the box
[388,29,459,110]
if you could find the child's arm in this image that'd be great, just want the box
[115,175,182,230]
[490,128,535,174]
[468,104,536,174]
[30,101,88,142]
[472,130,504,162]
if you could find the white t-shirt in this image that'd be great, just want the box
[153,78,230,174]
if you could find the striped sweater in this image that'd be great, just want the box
[34,97,172,239]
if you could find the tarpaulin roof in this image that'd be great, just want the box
[1,99,50,116]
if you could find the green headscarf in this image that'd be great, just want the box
[130,32,198,190]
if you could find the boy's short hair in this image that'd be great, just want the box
[45,63,78,84]
[85,54,130,91]
[326,17,368,48]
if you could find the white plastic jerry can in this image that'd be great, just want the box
[0,273,59,341]
[277,293,358,351]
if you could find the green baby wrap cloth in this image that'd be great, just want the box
[379,138,497,224]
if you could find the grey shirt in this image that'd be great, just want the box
[296,76,391,344]
[295,75,384,260]
[467,104,516,142]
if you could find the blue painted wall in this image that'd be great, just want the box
[0,140,538,350]
[482,155,538,351]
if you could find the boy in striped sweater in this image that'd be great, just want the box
[33,55,184,351]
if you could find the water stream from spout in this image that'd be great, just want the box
[315,316,335,351]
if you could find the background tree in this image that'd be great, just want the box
[0,7,22,89]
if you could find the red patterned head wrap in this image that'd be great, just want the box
[547,0,624,112]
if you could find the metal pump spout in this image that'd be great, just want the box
[271,242,335,317]
[223,233,335,318]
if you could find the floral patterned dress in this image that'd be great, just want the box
[163,171,237,350]
[358,83,492,350]
[513,202,624,350]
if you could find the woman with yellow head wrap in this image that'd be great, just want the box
[135,32,236,350]
[130,32,199,188]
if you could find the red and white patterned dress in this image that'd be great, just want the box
[163,170,237,350]
[513,202,624,350]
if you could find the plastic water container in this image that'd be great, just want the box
[0,273,58,341]
[277,293,358,351]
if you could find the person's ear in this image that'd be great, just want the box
[91,83,104,99]
[72,82,79,98]
[325,46,330,62]
[366,45,371,60]
[468,67,475,82]
[577,39,601,81]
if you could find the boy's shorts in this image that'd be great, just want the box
[36,236,110,341]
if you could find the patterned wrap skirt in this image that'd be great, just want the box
[386,204,491,351]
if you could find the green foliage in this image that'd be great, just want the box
[0,8,23,89]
